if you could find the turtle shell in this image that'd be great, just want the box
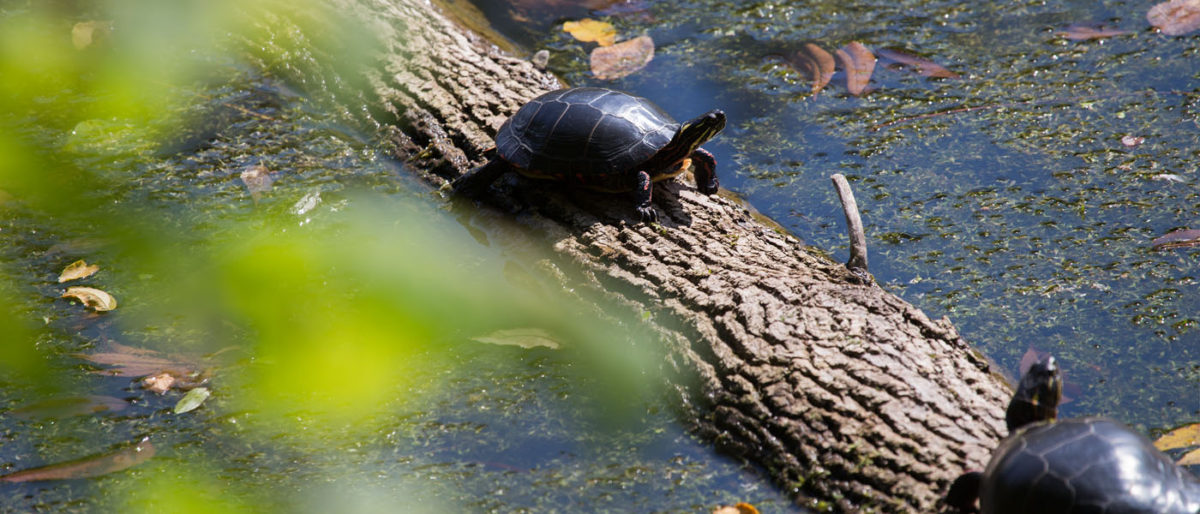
[979,417,1200,514]
[494,87,680,191]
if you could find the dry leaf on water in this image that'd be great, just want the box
[62,286,117,312]
[591,35,655,80]
[1148,0,1200,35]
[240,165,274,202]
[834,42,876,96]
[876,48,958,79]
[76,341,208,392]
[8,395,128,420]
[1154,422,1200,451]
[1152,228,1200,250]
[0,437,154,482]
[1058,24,1130,40]
[788,43,835,94]
[563,18,617,46]
[57,260,100,283]
[1180,447,1200,466]
[712,503,759,514]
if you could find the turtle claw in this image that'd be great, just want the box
[637,205,659,224]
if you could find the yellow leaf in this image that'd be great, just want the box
[62,286,117,311]
[1154,422,1200,451]
[563,19,617,46]
[712,503,758,514]
[58,259,100,283]
[1179,447,1200,466]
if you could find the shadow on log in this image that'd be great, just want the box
[248,0,1014,510]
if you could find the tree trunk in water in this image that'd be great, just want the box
[258,0,1015,510]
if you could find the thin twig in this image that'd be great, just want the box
[831,174,869,279]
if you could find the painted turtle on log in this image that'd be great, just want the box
[946,355,1200,513]
[452,87,726,222]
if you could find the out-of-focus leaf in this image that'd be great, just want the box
[788,43,835,94]
[62,286,117,311]
[1058,24,1130,40]
[590,35,654,80]
[8,395,128,420]
[472,328,562,349]
[173,387,211,414]
[71,21,112,50]
[0,437,154,482]
[563,18,617,46]
[240,165,273,202]
[834,42,875,96]
[1179,447,1200,466]
[876,48,958,78]
[1148,0,1200,35]
[1154,422,1200,451]
[58,260,100,283]
[1152,228,1200,250]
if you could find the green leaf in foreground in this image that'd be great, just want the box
[174,387,211,414]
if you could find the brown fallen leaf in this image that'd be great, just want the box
[62,286,117,312]
[7,395,128,420]
[563,18,617,46]
[1180,447,1200,466]
[75,341,209,392]
[0,437,154,482]
[788,43,835,94]
[240,165,274,202]
[1058,23,1130,40]
[1148,0,1200,35]
[834,42,876,96]
[590,35,655,80]
[1154,422,1200,451]
[875,48,958,79]
[57,260,100,283]
[1152,228,1200,250]
[142,372,176,394]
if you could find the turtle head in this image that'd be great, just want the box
[1004,355,1062,433]
[677,110,726,152]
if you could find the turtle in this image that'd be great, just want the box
[945,355,1200,513]
[451,87,726,222]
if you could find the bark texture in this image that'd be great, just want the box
[262,0,1015,510]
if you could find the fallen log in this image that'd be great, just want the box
[249,0,1013,510]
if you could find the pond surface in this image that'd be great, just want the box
[2,0,1197,511]
[470,0,1200,430]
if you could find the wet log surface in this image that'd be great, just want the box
[264,0,1016,510]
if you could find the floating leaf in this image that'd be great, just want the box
[75,341,208,392]
[0,437,154,482]
[57,260,100,283]
[1152,228,1200,250]
[1154,422,1200,451]
[1180,447,1200,466]
[472,328,562,349]
[590,35,655,80]
[1059,24,1130,40]
[1120,135,1145,147]
[174,387,211,414]
[71,21,112,50]
[876,48,958,78]
[240,165,273,202]
[787,43,835,94]
[563,18,617,46]
[143,372,176,394]
[8,395,128,420]
[62,286,117,311]
[834,42,876,96]
[1148,0,1200,35]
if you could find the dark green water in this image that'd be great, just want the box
[490,0,1200,430]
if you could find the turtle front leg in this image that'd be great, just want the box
[452,158,510,198]
[633,170,658,223]
[690,148,719,195]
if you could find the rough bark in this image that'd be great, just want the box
[261,0,1014,510]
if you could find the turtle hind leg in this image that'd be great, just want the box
[452,159,509,198]
[944,471,982,513]
[633,170,658,223]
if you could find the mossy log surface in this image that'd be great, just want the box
[273,0,1015,510]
